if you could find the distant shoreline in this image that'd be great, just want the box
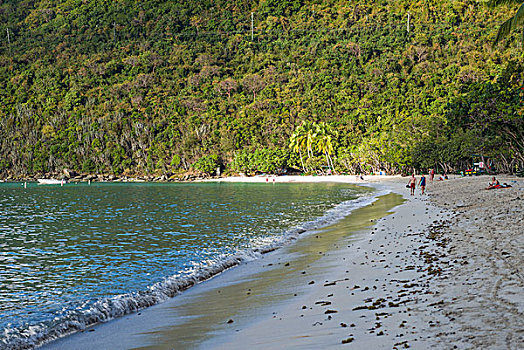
[0,173,404,184]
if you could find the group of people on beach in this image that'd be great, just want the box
[406,169,449,196]
[407,173,426,196]
[409,172,511,194]
[430,168,449,181]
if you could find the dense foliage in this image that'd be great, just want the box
[489,0,524,45]
[0,0,523,177]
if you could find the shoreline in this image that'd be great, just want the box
[35,175,524,349]
[40,180,407,350]
[201,178,452,349]
[5,178,382,349]
[0,173,400,184]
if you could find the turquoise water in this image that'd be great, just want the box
[0,181,376,348]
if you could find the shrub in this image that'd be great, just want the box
[193,154,220,175]
[230,148,290,174]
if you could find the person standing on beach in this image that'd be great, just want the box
[419,174,426,195]
[408,174,417,196]
[429,168,435,182]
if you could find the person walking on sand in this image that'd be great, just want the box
[408,174,417,196]
[419,174,426,195]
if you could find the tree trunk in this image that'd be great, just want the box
[299,149,306,172]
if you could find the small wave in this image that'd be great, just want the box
[1,187,389,350]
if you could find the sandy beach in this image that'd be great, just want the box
[39,175,523,350]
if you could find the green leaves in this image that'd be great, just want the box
[0,1,523,177]
[230,148,290,174]
[289,121,338,173]
[490,1,524,47]
[192,154,220,175]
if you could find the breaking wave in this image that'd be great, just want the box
[0,187,389,350]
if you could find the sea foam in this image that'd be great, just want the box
[1,187,389,350]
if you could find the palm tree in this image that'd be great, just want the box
[289,121,319,172]
[303,121,317,159]
[489,0,524,46]
[289,123,308,172]
[315,122,338,173]
[290,121,338,173]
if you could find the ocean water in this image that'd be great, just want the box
[0,181,380,348]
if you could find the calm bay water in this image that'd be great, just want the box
[0,181,375,348]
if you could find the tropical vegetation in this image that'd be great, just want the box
[490,0,524,46]
[0,0,523,178]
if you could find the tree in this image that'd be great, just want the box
[289,121,317,172]
[489,0,524,46]
[315,122,338,172]
[216,78,238,99]
[242,74,266,102]
[289,121,337,173]
[303,121,316,160]
[193,154,220,175]
[289,123,308,172]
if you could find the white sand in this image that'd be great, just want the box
[414,176,524,349]
[204,177,450,349]
[39,175,524,350]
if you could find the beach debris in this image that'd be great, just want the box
[315,301,332,306]
[340,322,348,327]
[352,305,368,311]
[325,309,338,314]
[341,337,354,344]
[227,319,234,324]
[394,340,410,348]
[428,300,444,307]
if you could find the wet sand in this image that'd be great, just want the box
[40,175,524,349]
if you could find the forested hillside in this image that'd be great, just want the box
[0,0,523,178]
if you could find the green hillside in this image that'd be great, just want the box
[0,0,523,178]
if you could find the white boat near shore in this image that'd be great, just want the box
[37,179,66,185]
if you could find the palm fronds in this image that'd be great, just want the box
[491,1,524,47]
